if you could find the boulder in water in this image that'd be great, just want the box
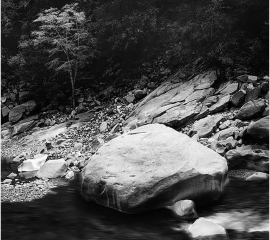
[188,217,226,238]
[81,124,228,213]
[246,172,269,181]
[167,200,198,219]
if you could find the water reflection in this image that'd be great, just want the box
[2,179,269,240]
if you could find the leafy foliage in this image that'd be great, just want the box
[30,3,96,107]
[2,0,269,107]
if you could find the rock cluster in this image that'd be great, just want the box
[124,71,268,131]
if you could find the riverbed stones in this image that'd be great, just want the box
[18,91,31,103]
[209,95,231,114]
[225,149,269,172]
[230,90,245,107]
[237,75,248,82]
[7,172,17,179]
[245,87,261,103]
[219,120,231,130]
[219,82,238,95]
[12,120,35,136]
[247,75,258,84]
[8,100,37,123]
[246,116,269,143]
[134,89,147,100]
[212,127,238,141]
[124,70,219,130]
[2,106,10,118]
[234,98,265,120]
[261,82,269,93]
[125,93,135,103]
[99,121,108,132]
[9,105,26,123]
[36,158,67,179]
[81,124,228,213]
[191,114,224,138]
[188,217,226,238]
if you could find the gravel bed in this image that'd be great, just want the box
[228,169,256,179]
[1,179,58,203]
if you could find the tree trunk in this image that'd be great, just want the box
[71,78,75,108]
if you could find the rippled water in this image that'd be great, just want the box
[2,178,268,240]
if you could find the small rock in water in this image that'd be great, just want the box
[65,170,75,180]
[188,217,226,238]
[167,200,198,219]
[245,172,269,181]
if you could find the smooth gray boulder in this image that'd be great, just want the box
[81,124,228,213]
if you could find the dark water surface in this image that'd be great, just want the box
[2,179,268,240]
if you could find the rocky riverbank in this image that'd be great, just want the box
[1,70,269,239]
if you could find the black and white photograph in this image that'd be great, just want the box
[1,0,269,239]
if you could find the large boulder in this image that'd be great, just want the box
[81,124,228,213]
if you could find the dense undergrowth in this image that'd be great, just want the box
[1,0,269,108]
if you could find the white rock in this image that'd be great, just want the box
[81,124,228,213]
[18,154,48,172]
[7,173,17,179]
[65,170,75,180]
[188,217,226,238]
[246,172,269,181]
[99,121,108,132]
[167,200,198,219]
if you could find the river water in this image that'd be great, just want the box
[2,178,268,240]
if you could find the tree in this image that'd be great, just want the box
[31,3,96,107]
